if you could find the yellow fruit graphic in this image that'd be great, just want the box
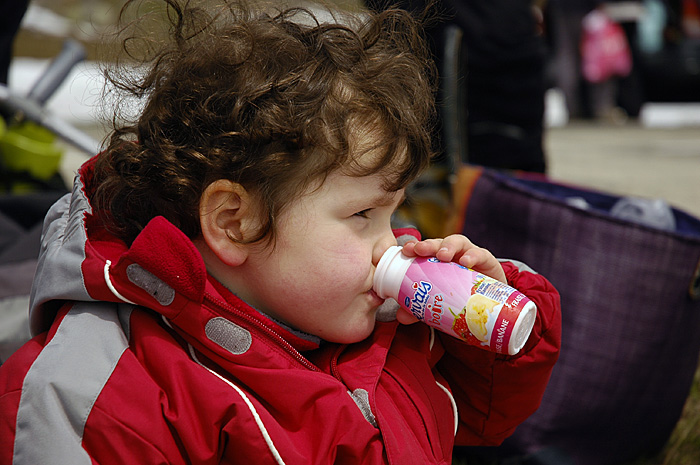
[465,294,496,342]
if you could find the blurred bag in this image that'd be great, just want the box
[581,9,632,83]
[448,167,700,465]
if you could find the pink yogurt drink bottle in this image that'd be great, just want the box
[373,246,537,355]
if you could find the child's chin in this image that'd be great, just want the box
[330,322,377,344]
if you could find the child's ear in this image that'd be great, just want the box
[198,179,258,266]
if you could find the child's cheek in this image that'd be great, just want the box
[318,250,369,289]
[323,255,367,285]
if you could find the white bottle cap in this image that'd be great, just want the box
[508,300,537,355]
[373,246,414,300]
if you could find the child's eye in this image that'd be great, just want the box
[354,209,372,219]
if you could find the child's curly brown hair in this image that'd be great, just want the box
[93,0,437,246]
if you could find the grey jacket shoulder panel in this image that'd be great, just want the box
[13,301,129,465]
[29,177,95,336]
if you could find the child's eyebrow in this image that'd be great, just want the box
[372,191,406,208]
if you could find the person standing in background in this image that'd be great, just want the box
[368,0,549,173]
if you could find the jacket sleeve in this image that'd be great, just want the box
[434,260,561,446]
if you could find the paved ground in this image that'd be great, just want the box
[545,121,700,219]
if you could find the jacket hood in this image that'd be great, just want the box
[29,156,324,353]
[29,156,210,336]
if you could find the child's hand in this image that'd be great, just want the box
[401,235,507,284]
[391,235,507,326]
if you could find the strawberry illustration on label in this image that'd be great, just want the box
[450,306,469,339]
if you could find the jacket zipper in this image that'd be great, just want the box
[203,292,320,372]
[330,344,346,382]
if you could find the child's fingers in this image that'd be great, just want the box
[404,235,477,261]
[400,235,507,283]
[458,248,507,283]
[399,240,418,256]
[433,234,478,262]
[400,238,438,257]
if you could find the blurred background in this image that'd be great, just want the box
[1,0,699,464]
[5,0,699,217]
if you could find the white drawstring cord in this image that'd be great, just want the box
[430,328,459,436]
[435,381,459,437]
[104,260,137,305]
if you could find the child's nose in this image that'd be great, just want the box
[372,230,398,267]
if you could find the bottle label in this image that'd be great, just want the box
[398,257,530,354]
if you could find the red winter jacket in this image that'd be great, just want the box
[0,159,561,465]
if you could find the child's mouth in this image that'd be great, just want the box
[367,288,384,306]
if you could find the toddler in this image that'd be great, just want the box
[0,1,561,464]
